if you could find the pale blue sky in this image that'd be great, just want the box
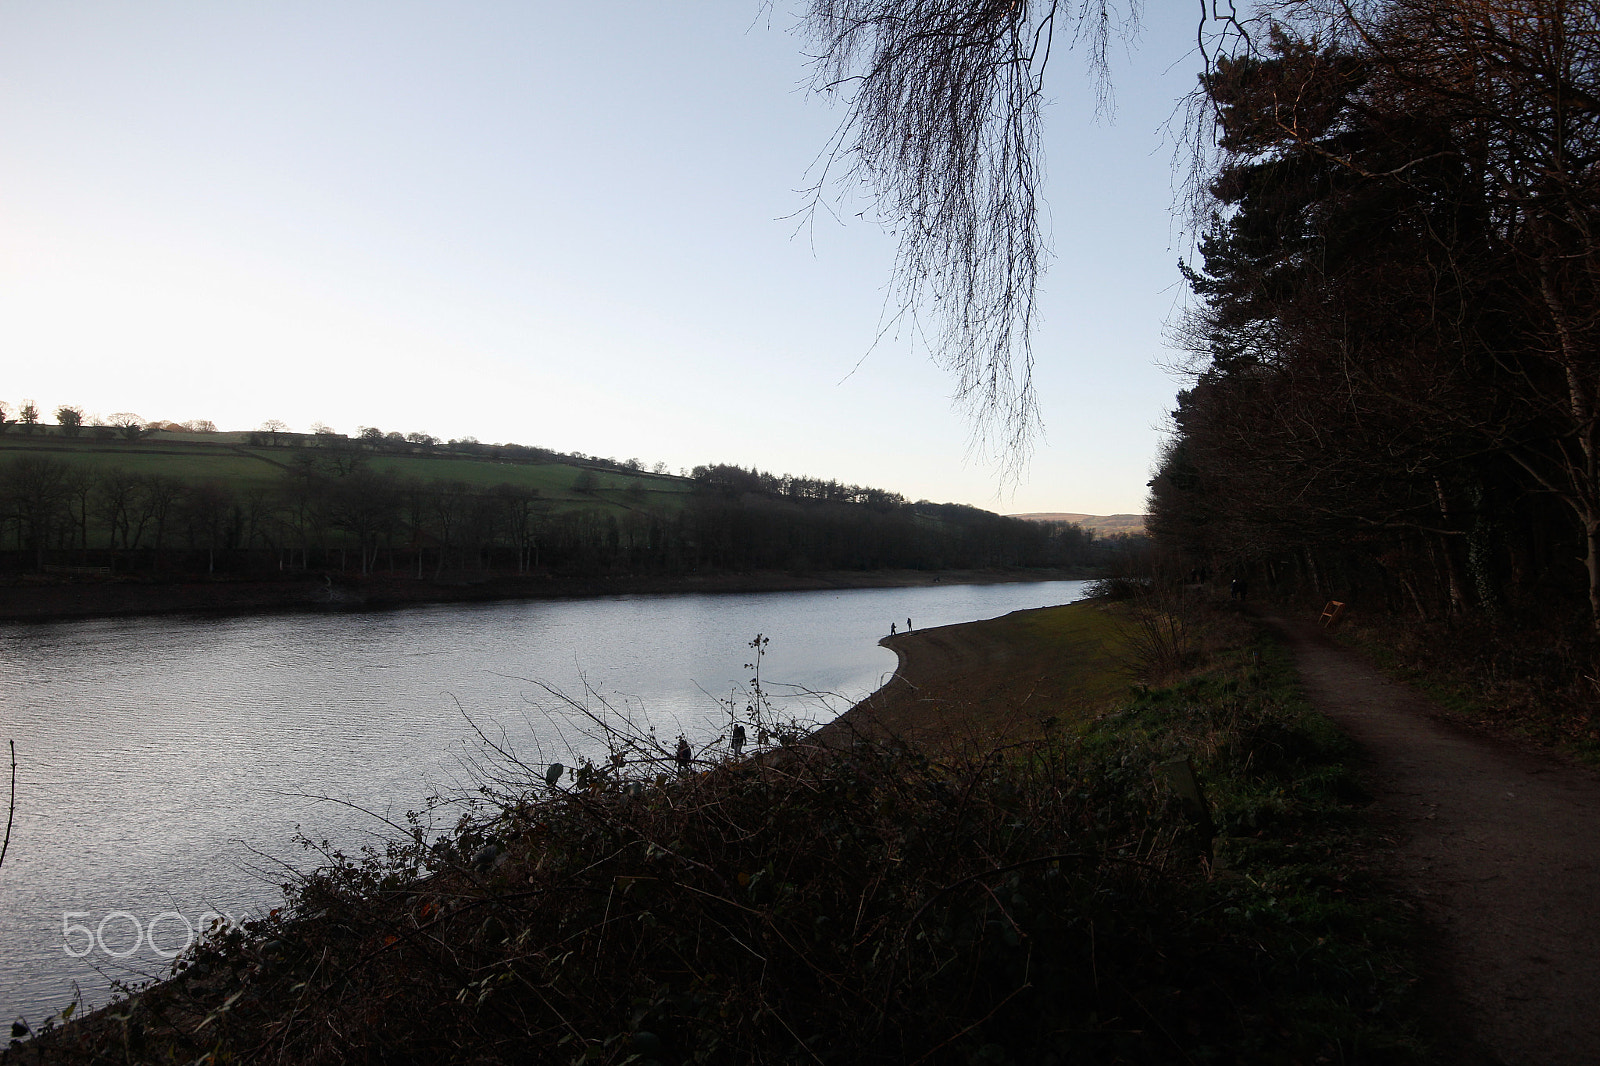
[0,2,1200,516]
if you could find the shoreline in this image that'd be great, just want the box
[817,597,1123,749]
[0,567,1094,625]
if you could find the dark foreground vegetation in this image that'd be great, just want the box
[9,598,1425,1064]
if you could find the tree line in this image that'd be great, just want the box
[690,463,914,509]
[1149,2,1600,637]
[0,401,164,439]
[0,449,1123,580]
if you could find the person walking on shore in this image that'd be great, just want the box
[907,617,913,631]
[731,723,746,757]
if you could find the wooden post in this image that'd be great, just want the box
[1156,756,1215,860]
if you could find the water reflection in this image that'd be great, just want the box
[0,579,1086,1021]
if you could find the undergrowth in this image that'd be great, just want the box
[1334,613,1600,765]
[10,609,1424,1065]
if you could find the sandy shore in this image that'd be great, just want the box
[0,567,1091,624]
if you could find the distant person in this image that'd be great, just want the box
[907,617,913,631]
[889,622,897,636]
[731,723,746,757]
[675,736,692,773]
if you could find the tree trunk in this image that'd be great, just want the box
[1586,519,1600,639]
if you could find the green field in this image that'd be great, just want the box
[0,435,282,484]
[0,433,696,517]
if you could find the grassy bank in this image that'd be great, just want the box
[10,600,1424,1064]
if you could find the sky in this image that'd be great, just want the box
[0,2,1204,517]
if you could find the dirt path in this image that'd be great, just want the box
[1263,613,1600,1065]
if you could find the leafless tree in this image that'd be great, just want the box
[143,473,184,565]
[107,412,144,440]
[95,466,151,550]
[797,1,1153,471]
[4,453,71,568]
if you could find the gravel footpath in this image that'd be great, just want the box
[1264,613,1600,1066]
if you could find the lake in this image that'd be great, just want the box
[0,578,1089,1023]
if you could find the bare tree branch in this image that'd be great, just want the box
[797,1,1153,475]
[0,741,15,872]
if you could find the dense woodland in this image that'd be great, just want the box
[1151,2,1600,643]
[0,438,1122,581]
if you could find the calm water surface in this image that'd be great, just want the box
[0,580,1088,1022]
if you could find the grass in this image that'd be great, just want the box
[364,454,691,502]
[10,601,1426,1064]
[0,436,285,487]
[0,433,696,521]
[843,602,1137,751]
[1015,601,1134,698]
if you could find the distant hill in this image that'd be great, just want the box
[0,434,1120,582]
[1009,513,1147,536]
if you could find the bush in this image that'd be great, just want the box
[26,622,1422,1065]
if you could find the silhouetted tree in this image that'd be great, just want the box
[142,474,184,568]
[55,406,83,437]
[95,467,149,551]
[1158,3,1600,631]
[2,454,70,567]
[327,468,401,575]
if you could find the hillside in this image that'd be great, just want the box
[1009,512,1146,536]
[0,434,1123,607]
[0,432,691,516]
